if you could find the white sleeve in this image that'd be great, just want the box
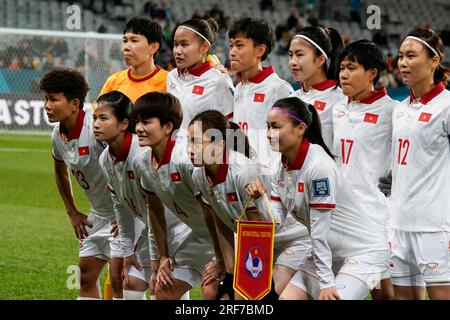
[266,175,289,228]
[273,81,294,102]
[51,128,64,161]
[217,75,235,120]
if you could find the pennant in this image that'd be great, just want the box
[127,171,135,179]
[78,146,89,156]
[227,192,238,202]
[364,113,379,124]
[298,182,304,192]
[192,85,204,95]
[234,220,275,300]
[418,112,432,123]
[253,93,265,103]
[170,172,182,182]
[314,100,326,111]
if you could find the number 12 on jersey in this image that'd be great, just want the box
[397,138,410,166]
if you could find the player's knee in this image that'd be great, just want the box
[155,285,178,300]
[202,283,218,300]
[109,273,123,293]
[123,289,147,300]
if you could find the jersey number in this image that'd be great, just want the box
[71,170,90,190]
[340,139,354,164]
[173,202,188,218]
[397,139,410,166]
[124,197,143,218]
[238,122,248,135]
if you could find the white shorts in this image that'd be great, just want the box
[290,250,390,300]
[169,232,214,287]
[274,236,311,271]
[79,213,121,260]
[127,227,152,284]
[389,229,450,287]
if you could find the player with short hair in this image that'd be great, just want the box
[168,17,234,132]
[288,26,345,150]
[40,68,123,300]
[390,27,450,300]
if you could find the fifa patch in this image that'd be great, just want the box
[192,85,204,95]
[312,178,330,197]
[419,112,432,123]
[170,172,182,182]
[314,100,326,111]
[253,93,265,103]
[78,146,89,156]
[127,171,135,179]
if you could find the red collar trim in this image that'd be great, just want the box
[348,87,387,104]
[311,80,338,91]
[409,82,445,104]
[127,66,161,82]
[282,138,310,170]
[188,61,213,77]
[66,109,85,140]
[209,152,229,186]
[152,138,176,169]
[238,66,275,83]
[110,132,133,162]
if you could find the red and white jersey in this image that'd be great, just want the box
[99,133,189,259]
[332,88,397,238]
[233,66,294,171]
[191,150,308,244]
[391,83,450,232]
[291,80,345,150]
[139,138,212,240]
[52,106,114,218]
[167,61,235,131]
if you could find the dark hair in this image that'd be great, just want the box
[189,110,250,158]
[402,27,449,85]
[339,40,386,85]
[123,16,164,54]
[178,18,219,51]
[228,18,275,61]
[291,27,344,81]
[134,92,183,134]
[39,68,89,109]
[96,91,135,133]
[273,97,334,159]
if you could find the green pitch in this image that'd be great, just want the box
[0,134,202,300]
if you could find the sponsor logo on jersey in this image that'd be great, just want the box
[426,262,439,270]
[364,113,379,124]
[127,171,135,179]
[337,111,346,118]
[192,85,205,95]
[277,180,285,187]
[170,82,177,90]
[253,93,265,103]
[297,182,304,192]
[226,192,238,202]
[78,146,89,156]
[314,100,326,111]
[245,246,265,279]
[170,172,182,182]
[419,112,432,123]
[312,178,330,197]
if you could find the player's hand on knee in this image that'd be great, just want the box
[378,171,392,197]
[245,180,266,199]
[110,219,119,237]
[157,257,176,287]
[123,254,142,285]
[68,210,93,240]
[201,259,225,288]
[318,286,340,300]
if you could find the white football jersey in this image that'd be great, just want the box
[233,66,294,171]
[167,61,235,131]
[290,80,345,151]
[332,88,397,239]
[191,150,308,245]
[52,107,114,218]
[139,138,212,240]
[391,83,450,232]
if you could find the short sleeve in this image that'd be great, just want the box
[51,127,64,162]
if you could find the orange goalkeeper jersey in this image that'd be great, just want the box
[99,66,168,103]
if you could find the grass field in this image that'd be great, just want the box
[0,134,202,300]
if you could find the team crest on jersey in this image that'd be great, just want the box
[127,171,135,179]
[364,113,379,124]
[170,172,182,183]
[314,100,326,111]
[419,112,432,123]
[192,85,205,95]
[253,93,265,103]
[297,182,304,192]
[245,246,265,279]
[312,178,330,197]
[78,146,89,156]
